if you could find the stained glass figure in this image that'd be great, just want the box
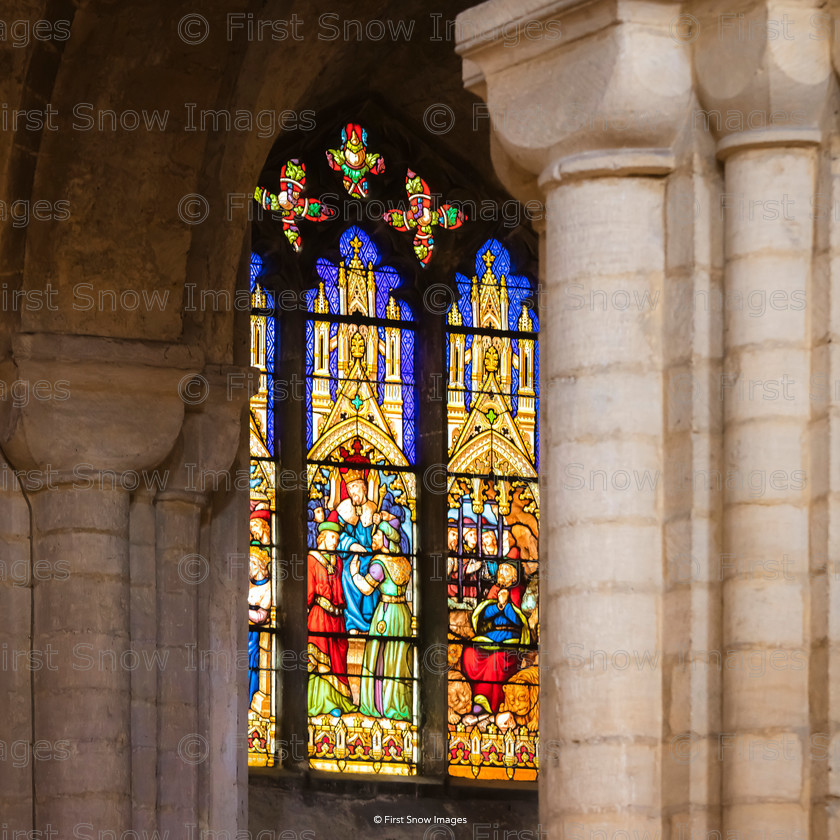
[326,123,385,199]
[383,170,466,266]
[248,253,278,767]
[446,239,539,781]
[305,227,419,775]
[254,159,336,252]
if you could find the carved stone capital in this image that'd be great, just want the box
[691,0,832,156]
[157,363,259,499]
[0,333,203,480]
[456,0,692,196]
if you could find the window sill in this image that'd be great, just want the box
[248,766,538,799]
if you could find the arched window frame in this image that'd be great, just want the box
[247,100,540,787]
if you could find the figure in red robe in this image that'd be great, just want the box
[307,511,356,716]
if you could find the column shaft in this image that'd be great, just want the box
[156,495,203,835]
[542,175,665,836]
[721,146,814,836]
[0,463,33,830]
[130,490,157,832]
[202,480,248,833]
[31,483,131,833]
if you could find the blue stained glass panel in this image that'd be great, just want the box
[446,239,539,782]
[304,226,419,776]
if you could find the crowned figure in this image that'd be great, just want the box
[336,439,382,634]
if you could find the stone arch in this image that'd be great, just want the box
[13,0,507,361]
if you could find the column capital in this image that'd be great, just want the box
[456,0,692,198]
[156,363,259,501]
[0,332,203,479]
[691,0,832,158]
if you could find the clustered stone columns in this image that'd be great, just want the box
[457,0,838,836]
[0,334,200,834]
[459,2,691,835]
[0,335,250,838]
[694,7,832,834]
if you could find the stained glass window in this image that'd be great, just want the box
[247,120,539,781]
[304,227,419,774]
[446,239,540,781]
[248,253,278,766]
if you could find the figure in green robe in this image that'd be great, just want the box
[349,519,413,720]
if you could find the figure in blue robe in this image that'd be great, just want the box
[338,513,380,633]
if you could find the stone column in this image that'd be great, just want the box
[153,365,251,838]
[813,22,840,839]
[129,488,157,833]
[202,449,250,834]
[155,489,204,835]
[27,481,132,829]
[0,333,201,837]
[457,2,691,835]
[720,140,815,837]
[543,163,669,838]
[0,457,33,831]
[693,3,832,835]
[197,366,255,835]
[818,130,840,840]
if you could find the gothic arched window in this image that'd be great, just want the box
[247,112,539,782]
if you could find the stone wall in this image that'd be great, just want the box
[249,776,537,839]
